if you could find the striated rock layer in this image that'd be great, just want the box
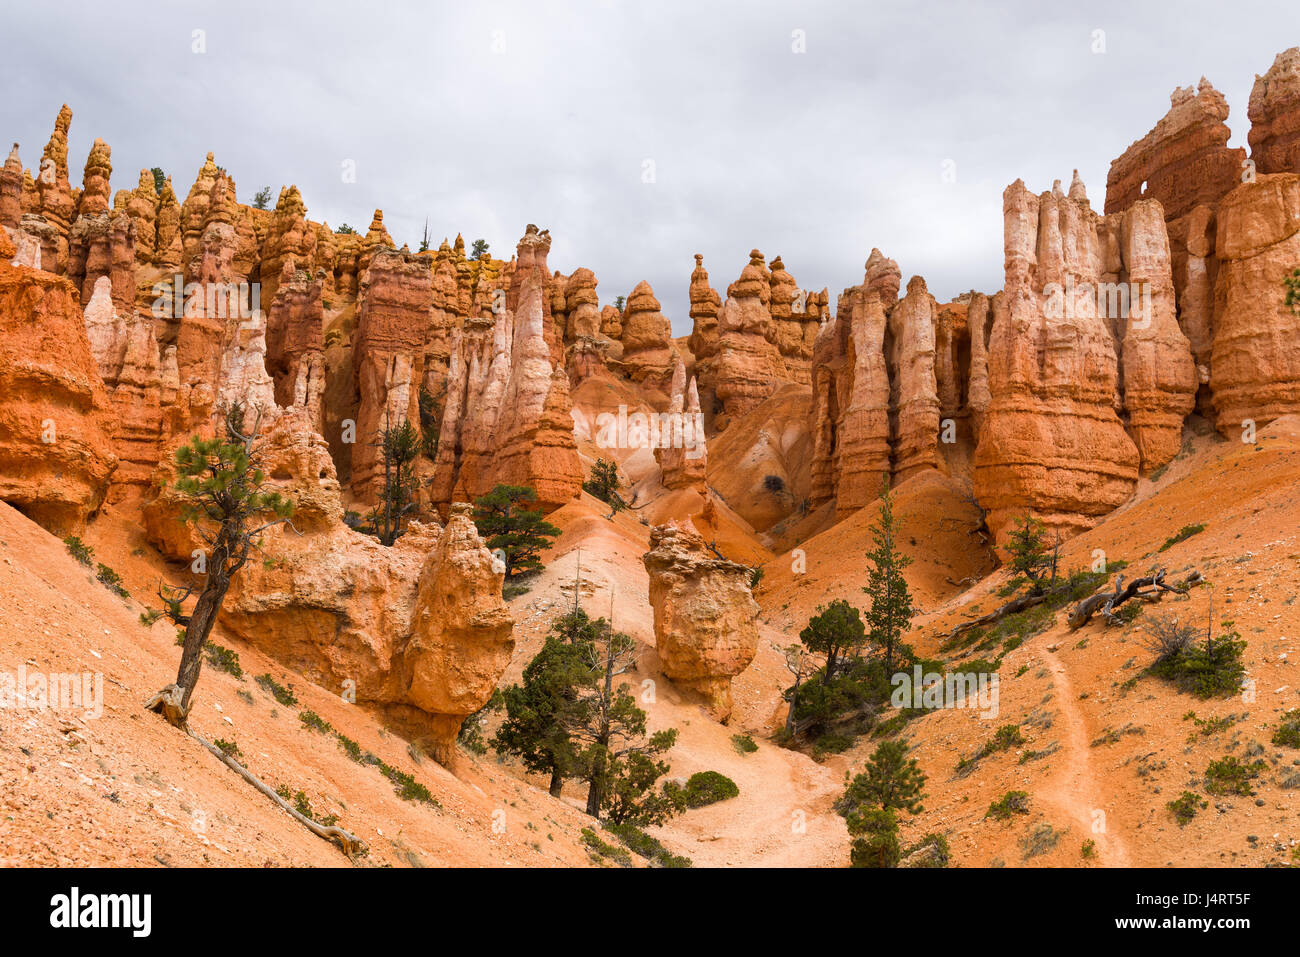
[714,250,790,428]
[349,247,429,501]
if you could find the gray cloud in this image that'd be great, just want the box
[0,0,1284,333]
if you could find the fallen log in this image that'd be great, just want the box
[1068,568,1203,630]
[945,590,1054,644]
[145,685,367,860]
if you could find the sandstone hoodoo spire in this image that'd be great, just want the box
[809,248,898,513]
[655,355,707,492]
[618,279,675,392]
[888,275,942,482]
[1,143,24,232]
[350,246,432,502]
[714,248,790,428]
[431,224,581,513]
[1209,171,1300,433]
[973,175,1142,548]
[1248,48,1300,176]
[687,252,722,418]
[0,246,118,534]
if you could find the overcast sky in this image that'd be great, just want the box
[0,1,1288,334]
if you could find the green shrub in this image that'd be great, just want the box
[1081,839,1097,859]
[1149,629,1246,699]
[299,710,333,734]
[63,535,94,566]
[256,673,297,706]
[375,758,437,805]
[336,733,363,763]
[213,738,243,761]
[731,733,758,755]
[848,807,900,868]
[900,832,950,868]
[812,732,855,759]
[603,822,692,868]
[678,771,739,808]
[1272,713,1300,749]
[1204,755,1265,796]
[204,642,243,679]
[1113,603,1143,625]
[1158,523,1205,552]
[956,724,1025,776]
[1167,790,1207,826]
[139,608,164,626]
[580,827,633,867]
[986,790,1031,820]
[96,563,129,599]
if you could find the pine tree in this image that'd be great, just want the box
[369,415,421,547]
[843,739,927,815]
[492,610,601,796]
[471,238,490,260]
[252,186,273,210]
[799,599,866,685]
[146,404,293,725]
[151,167,166,194]
[567,619,678,821]
[582,458,626,516]
[1006,512,1054,595]
[862,480,915,674]
[839,739,927,868]
[472,485,561,589]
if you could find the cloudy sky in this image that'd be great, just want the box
[1,1,1287,333]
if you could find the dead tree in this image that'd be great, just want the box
[1068,569,1203,629]
[156,581,194,626]
[945,590,1056,645]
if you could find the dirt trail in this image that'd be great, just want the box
[1039,649,1132,867]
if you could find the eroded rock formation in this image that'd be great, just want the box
[431,226,582,512]
[1209,173,1300,432]
[1115,200,1198,469]
[642,522,759,721]
[973,178,1140,547]
[0,239,118,533]
[219,413,513,764]
[618,280,675,391]
[654,356,707,491]
[350,247,431,502]
[888,276,942,481]
[1248,48,1300,176]
[714,250,790,428]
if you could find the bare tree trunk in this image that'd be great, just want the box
[175,571,232,714]
[585,751,604,816]
[549,768,564,798]
[785,674,801,736]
